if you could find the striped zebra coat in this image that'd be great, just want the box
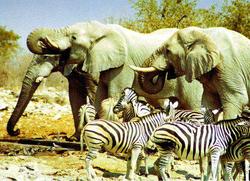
[221,136,250,181]
[151,117,250,181]
[83,111,170,180]
[113,87,153,122]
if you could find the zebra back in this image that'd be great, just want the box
[83,110,171,154]
[164,100,205,125]
[152,116,250,160]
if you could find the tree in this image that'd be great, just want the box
[122,0,200,32]
[221,0,250,38]
[0,26,20,87]
[122,0,250,39]
[0,26,20,59]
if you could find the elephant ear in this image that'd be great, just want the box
[82,27,127,80]
[178,28,222,82]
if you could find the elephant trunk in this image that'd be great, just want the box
[7,69,41,136]
[137,48,168,94]
[138,71,166,94]
[27,27,69,54]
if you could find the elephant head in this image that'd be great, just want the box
[7,54,65,136]
[26,21,127,82]
[131,27,222,93]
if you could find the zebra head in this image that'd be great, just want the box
[113,87,136,113]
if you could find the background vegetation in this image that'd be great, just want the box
[0,0,249,89]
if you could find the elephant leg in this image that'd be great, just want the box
[220,89,248,119]
[94,80,108,117]
[67,70,96,140]
[222,103,241,119]
[222,100,247,119]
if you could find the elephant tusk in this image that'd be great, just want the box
[129,65,157,72]
[44,36,59,50]
[35,76,44,83]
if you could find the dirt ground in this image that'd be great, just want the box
[0,88,239,181]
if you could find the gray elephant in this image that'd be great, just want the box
[8,21,203,138]
[131,27,250,119]
[26,21,203,108]
[7,54,97,138]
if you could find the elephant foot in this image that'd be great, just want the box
[67,133,80,142]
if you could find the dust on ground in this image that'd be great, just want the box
[0,87,203,180]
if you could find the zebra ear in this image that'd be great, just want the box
[86,96,90,105]
[168,101,178,121]
[212,109,220,115]
[172,101,179,109]
[163,99,170,109]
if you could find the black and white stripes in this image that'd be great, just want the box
[151,117,250,181]
[221,136,250,180]
[83,111,170,180]
[113,87,152,122]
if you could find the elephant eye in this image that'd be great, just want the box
[72,35,77,40]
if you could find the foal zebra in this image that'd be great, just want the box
[150,117,250,181]
[83,111,171,181]
[221,136,250,181]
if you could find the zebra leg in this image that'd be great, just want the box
[144,153,149,177]
[153,157,160,177]
[135,151,149,177]
[135,152,143,175]
[158,153,172,181]
[245,159,249,181]
[126,146,142,180]
[210,152,220,181]
[220,160,232,181]
[232,163,241,180]
[201,156,212,181]
[226,162,234,181]
[199,156,208,180]
[85,149,98,181]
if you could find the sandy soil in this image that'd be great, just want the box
[0,88,223,181]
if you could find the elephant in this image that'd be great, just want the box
[26,21,203,108]
[7,53,97,138]
[131,27,250,119]
[9,21,204,138]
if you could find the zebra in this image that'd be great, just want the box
[83,111,171,181]
[164,100,216,125]
[113,87,153,122]
[113,87,210,124]
[221,136,250,181]
[113,88,215,175]
[113,87,156,176]
[78,98,97,151]
[150,117,250,181]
